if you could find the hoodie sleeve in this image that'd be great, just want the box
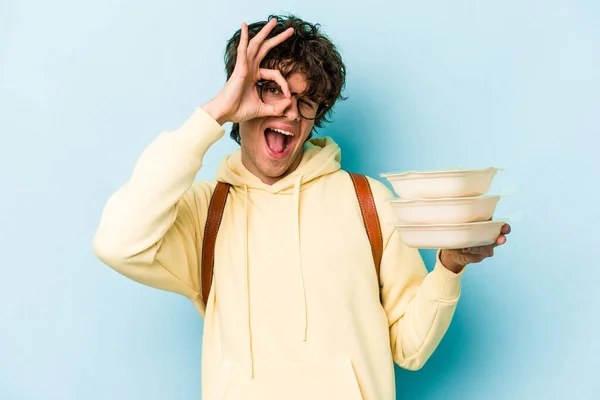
[92,107,225,316]
[366,177,467,371]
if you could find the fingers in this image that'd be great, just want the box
[259,68,292,97]
[451,224,512,265]
[237,23,249,59]
[246,18,294,66]
[233,23,249,76]
[255,27,294,64]
[237,18,294,84]
[496,234,506,245]
[247,18,278,58]
[461,245,494,257]
[258,96,292,118]
[261,102,289,118]
[450,249,486,265]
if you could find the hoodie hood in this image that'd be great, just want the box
[215,136,341,192]
[213,136,341,377]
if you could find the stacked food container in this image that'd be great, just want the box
[380,167,506,249]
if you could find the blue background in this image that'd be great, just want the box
[1,0,598,399]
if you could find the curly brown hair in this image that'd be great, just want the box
[224,14,347,145]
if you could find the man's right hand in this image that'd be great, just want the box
[202,18,295,125]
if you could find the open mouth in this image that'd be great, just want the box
[264,128,294,158]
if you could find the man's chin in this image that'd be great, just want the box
[257,162,294,184]
[264,167,291,180]
[258,148,303,184]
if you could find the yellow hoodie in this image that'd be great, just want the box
[92,107,465,400]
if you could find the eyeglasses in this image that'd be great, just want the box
[256,80,327,120]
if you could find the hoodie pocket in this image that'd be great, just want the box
[216,358,363,400]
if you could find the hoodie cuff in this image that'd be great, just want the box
[421,249,466,302]
[172,107,225,161]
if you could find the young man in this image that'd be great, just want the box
[93,15,510,400]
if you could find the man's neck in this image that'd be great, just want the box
[241,150,304,186]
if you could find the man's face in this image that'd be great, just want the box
[239,72,316,185]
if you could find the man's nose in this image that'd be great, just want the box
[281,96,300,121]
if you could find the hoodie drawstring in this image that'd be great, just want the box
[244,177,308,378]
[244,184,255,378]
[294,175,308,341]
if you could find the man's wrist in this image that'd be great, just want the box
[439,250,466,274]
[201,101,229,126]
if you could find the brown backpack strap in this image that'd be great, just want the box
[201,181,230,306]
[348,172,383,290]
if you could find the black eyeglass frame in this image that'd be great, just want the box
[256,79,329,121]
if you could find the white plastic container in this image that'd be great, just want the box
[381,167,500,199]
[389,195,501,224]
[393,220,506,249]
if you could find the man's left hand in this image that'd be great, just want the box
[440,223,511,274]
